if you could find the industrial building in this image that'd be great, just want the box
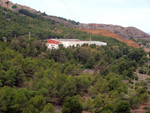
[46,39,107,49]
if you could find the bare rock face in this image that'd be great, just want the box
[78,23,150,40]
[0,0,38,13]
[0,0,13,9]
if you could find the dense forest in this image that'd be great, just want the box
[0,5,150,113]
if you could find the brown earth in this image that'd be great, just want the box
[144,48,150,52]
[78,24,150,40]
[131,102,150,113]
[76,28,139,48]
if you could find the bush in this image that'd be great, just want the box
[146,108,150,113]
[19,9,38,18]
[147,90,150,94]
[130,96,141,108]
[41,103,55,113]
[62,97,83,113]
[147,70,150,75]
[115,101,130,113]
[143,106,149,110]
[139,67,147,74]
[12,5,17,9]
[140,93,149,103]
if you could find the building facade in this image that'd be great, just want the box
[47,39,107,49]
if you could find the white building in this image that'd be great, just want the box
[47,39,107,49]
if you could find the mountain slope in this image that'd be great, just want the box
[78,23,150,40]
[0,0,78,26]
[1,0,149,40]
[76,28,139,48]
[0,0,140,48]
[0,4,126,48]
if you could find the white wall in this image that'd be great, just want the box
[47,40,107,49]
[47,44,59,49]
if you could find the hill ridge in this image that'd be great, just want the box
[0,0,145,48]
[0,0,77,26]
[1,0,149,40]
[78,23,150,40]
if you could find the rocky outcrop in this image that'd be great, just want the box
[76,28,139,48]
[78,24,150,40]
[0,0,38,13]
[0,0,13,9]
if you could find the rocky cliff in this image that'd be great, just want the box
[78,24,150,40]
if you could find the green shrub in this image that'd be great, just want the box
[12,5,17,9]
[115,101,130,113]
[146,108,150,113]
[147,90,150,94]
[62,97,83,113]
[143,106,149,110]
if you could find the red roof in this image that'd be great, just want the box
[47,39,60,44]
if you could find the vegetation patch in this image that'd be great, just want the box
[12,5,17,9]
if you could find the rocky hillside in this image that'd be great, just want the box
[1,0,149,40]
[78,24,150,40]
[0,0,77,26]
[76,28,139,48]
[0,0,147,47]
[0,0,38,13]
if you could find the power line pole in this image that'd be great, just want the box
[15,34,16,39]
[128,87,129,95]
[89,36,92,56]
[29,32,31,40]
[89,37,91,46]
[147,60,149,74]
[133,78,135,91]
[90,36,91,45]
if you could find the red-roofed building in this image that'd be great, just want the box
[47,39,60,44]
[46,39,107,49]
[47,39,60,49]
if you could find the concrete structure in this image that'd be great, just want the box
[46,39,107,49]
[47,39,60,49]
